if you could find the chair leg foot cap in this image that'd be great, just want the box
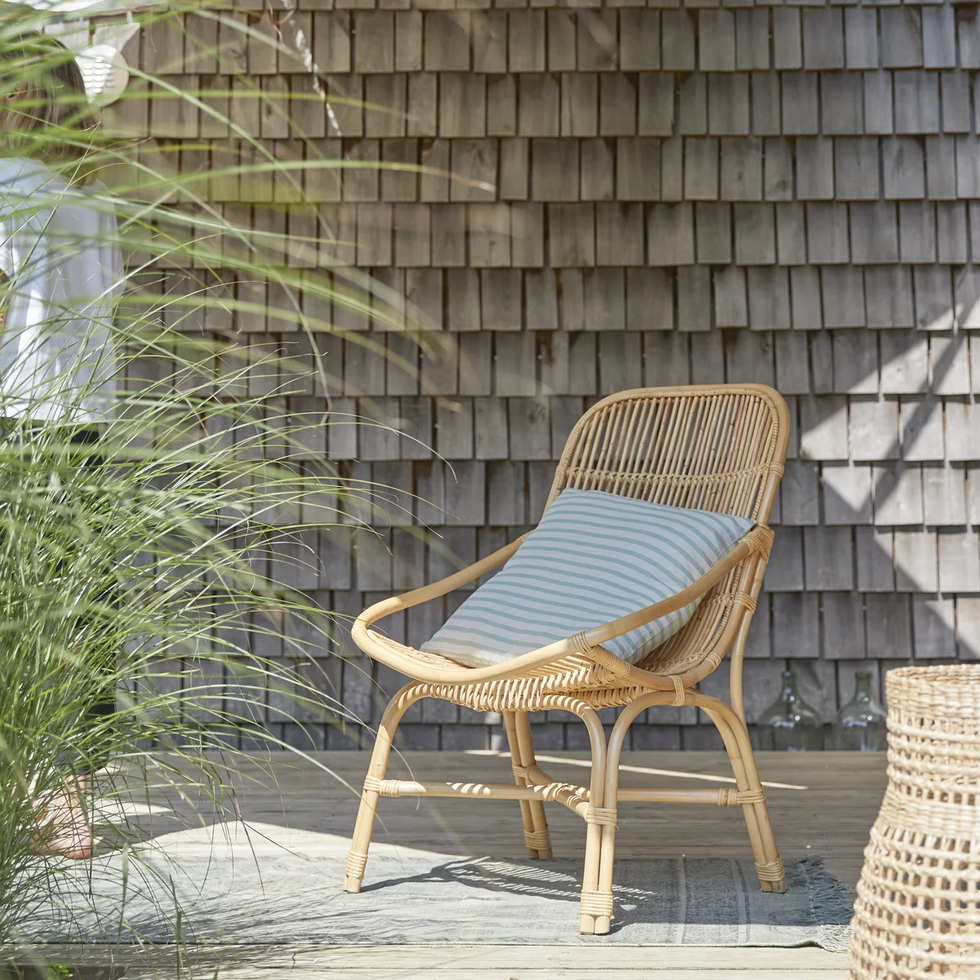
[761,877,787,894]
[343,876,363,894]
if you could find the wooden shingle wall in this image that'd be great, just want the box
[115,0,980,749]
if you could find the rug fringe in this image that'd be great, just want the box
[796,855,854,953]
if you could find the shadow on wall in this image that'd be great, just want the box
[705,275,980,727]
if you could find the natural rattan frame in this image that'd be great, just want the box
[343,385,791,935]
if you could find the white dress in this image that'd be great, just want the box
[0,157,123,424]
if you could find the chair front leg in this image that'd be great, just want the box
[569,704,610,935]
[344,682,425,893]
[503,711,552,860]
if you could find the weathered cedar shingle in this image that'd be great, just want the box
[354,12,394,73]
[472,12,506,73]
[821,76,863,136]
[764,139,793,202]
[845,8,879,70]
[675,267,712,332]
[407,74,438,136]
[577,10,618,72]
[714,266,748,329]
[627,270,674,331]
[424,12,470,72]
[806,203,850,264]
[734,204,775,265]
[596,204,644,266]
[638,74,675,137]
[850,203,899,265]
[661,10,696,72]
[648,203,694,266]
[708,75,750,137]
[736,9,769,72]
[750,268,792,332]
[782,73,820,135]
[439,73,486,137]
[677,74,707,136]
[616,139,660,200]
[599,74,637,137]
[698,10,735,73]
[508,11,546,72]
[468,203,511,267]
[619,11,660,71]
[894,71,940,135]
[531,139,579,202]
[835,138,880,201]
[720,137,762,201]
[881,8,924,69]
[883,138,925,200]
[517,74,560,137]
[772,10,802,71]
[796,139,834,201]
[751,72,781,136]
[803,9,845,71]
[561,74,599,138]
[487,75,517,138]
[806,527,854,591]
[941,74,970,135]
[396,11,423,72]
[547,11,577,72]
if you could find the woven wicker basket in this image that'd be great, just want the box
[849,665,980,979]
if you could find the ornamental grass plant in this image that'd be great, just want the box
[0,2,456,968]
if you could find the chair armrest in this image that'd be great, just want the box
[578,524,773,652]
[352,532,529,638]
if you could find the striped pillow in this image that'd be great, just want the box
[421,489,754,668]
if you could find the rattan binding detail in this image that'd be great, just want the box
[364,776,401,797]
[345,852,368,879]
[580,890,615,917]
[524,829,552,850]
[755,860,786,883]
[670,675,687,706]
[716,788,765,806]
[586,806,619,827]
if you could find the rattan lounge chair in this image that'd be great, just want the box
[344,384,790,935]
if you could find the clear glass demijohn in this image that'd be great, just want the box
[756,668,823,751]
[832,672,887,751]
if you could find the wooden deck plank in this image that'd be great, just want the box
[28,944,850,978]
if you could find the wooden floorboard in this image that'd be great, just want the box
[26,751,886,977]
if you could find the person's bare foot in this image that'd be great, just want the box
[29,777,94,859]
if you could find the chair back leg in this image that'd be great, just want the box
[503,711,553,859]
[344,682,425,893]
[696,694,786,893]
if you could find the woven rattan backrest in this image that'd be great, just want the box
[547,385,790,523]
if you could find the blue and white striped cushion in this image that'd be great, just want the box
[421,489,755,668]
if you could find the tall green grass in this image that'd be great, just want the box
[0,0,453,961]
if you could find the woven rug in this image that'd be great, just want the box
[29,829,852,950]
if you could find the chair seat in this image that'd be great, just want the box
[370,580,747,712]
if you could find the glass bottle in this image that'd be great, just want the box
[756,669,824,751]
[832,672,887,751]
